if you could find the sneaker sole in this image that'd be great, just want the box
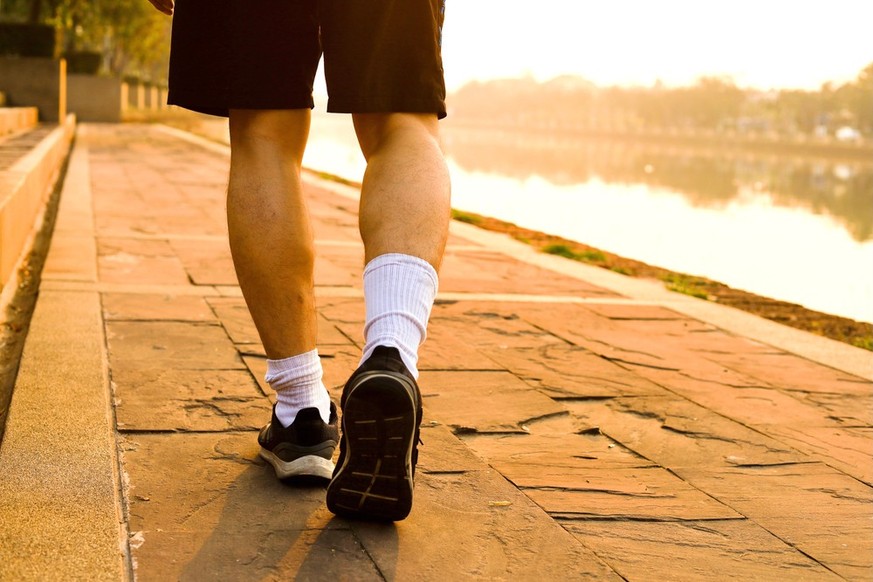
[259,449,335,481]
[326,371,418,521]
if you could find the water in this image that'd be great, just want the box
[219,113,873,324]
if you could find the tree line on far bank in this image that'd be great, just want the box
[450,64,873,140]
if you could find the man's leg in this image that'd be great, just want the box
[228,109,316,360]
[353,112,451,269]
[228,110,336,480]
[325,112,449,521]
[353,112,451,376]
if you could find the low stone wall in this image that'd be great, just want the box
[0,114,76,291]
[0,57,66,122]
[0,107,38,137]
[67,75,123,123]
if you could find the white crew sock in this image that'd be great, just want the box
[360,253,439,379]
[265,349,332,426]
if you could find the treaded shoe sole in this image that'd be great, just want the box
[326,371,418,521]
[259,449,335,481]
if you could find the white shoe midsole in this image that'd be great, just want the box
[260,449,335,480]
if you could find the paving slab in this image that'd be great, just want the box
[564,520,843,582]
[102,293,217,322]
[680,463,873,580]
[419,370,567,434]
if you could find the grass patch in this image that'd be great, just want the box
[451,209,483,225]
[661,273,710,300]
[542,244,606,263]
[851,336,873,351]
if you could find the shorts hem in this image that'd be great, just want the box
[327,97,447,120]
[168,91,315,118]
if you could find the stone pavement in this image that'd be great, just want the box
[2,122,872,581]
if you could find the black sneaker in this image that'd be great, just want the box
[258,403,339,481]
[326,346,423,521]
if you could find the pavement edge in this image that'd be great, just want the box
[0,131,129,581]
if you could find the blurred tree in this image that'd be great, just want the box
[0,0,169,80]
[837,62,873,133]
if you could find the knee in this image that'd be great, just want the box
[353,113,440,160]
[229,109,310,162]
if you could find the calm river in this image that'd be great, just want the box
[197,113,873,324]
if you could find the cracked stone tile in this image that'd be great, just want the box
[416,424,489,474]
[791,392,873,427]
[615,370,872,484]
[438,250,619,297]
[462,429,739,521]
[316,296,365,324]
[419,370,566,434]
[680,463,873,580]
[207,297,353,347]
[705,352,872,395]
[461,432,655,473]
[121,433,378,581]
[102,293,216,322]
[107,321,245,371]
[463,431,739,520]
[521,304,773,375]
[566,397,805,469]
[522,470,742,520]
[481,343,665,399]
[581,304,689,321]
[417,322,506,371]
[625,366,857,429]
[758,424,873,486]
[621,364,770,397]
[94,215,161,238]
[314,255,360,287]
[430,301,568,349]
[113,368,269,431]
[350,470,620,580]
[169,239,238,286]
[311,219,361,242]
[97,237,177,257]
[98,253,191,285]
[564,519,843,582]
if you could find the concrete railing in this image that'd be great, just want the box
[0,114,76,293]
[0,107,38,137]
[121,81,168,117]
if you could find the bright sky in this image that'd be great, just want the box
[439,0,873,91]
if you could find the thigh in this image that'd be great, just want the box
[168,0,321,117]
[319,0,447,119]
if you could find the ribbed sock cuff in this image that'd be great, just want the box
[266,349,331,426]
[360,253,438,378]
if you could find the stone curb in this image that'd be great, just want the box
[0,133,129,581]
[0,113,76,297]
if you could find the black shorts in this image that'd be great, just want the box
[167,0,447,119]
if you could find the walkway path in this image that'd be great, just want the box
[1,123,871,581]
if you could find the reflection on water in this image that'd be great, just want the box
[442,129,873,243]
[302,114,873,324]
